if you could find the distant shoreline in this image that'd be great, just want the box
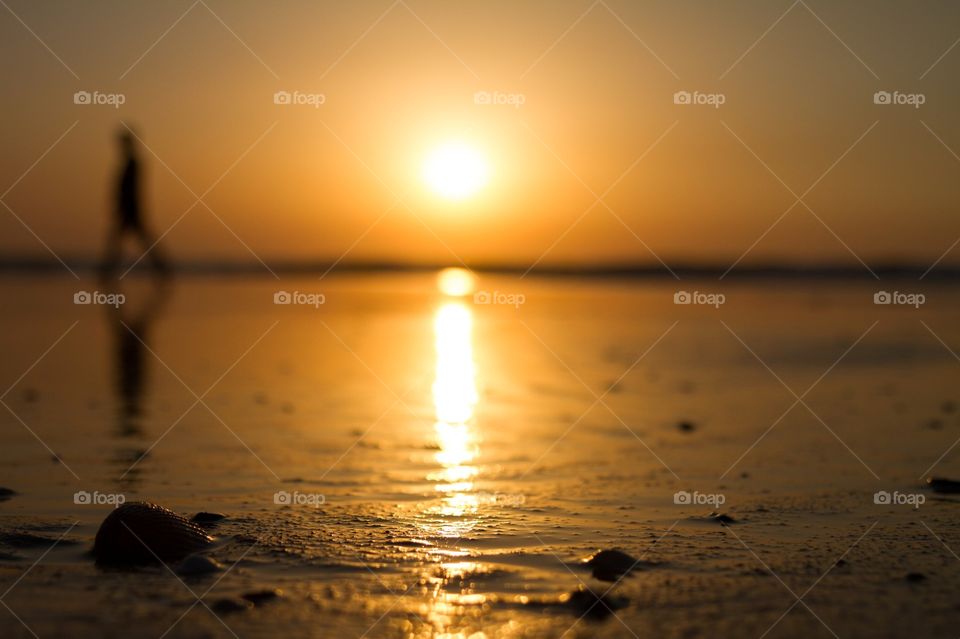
[0,257,957,279]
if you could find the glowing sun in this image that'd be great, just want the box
[422,142,489,200]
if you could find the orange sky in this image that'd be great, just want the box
[2,0,959,270]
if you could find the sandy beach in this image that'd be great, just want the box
[2,272,959,638]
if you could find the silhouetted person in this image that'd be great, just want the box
[100,129,169,278]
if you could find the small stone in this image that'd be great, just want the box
[708,512,737,525]
[562,586,627,620]
[22,388,39,403]
[942,401,957,414]
[905,572,926,583]
[191,512,227,525]
[176,554,223,576]
[0,488,17,502]
[926,477,960,494]
[677,420,696,433]
[210,598,254,614]
[242,588,283,605]
[583,549,641,581]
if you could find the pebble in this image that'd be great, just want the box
[0,488,17,502]
[926,477,960,494]
[708,512,737,525]
[905,572,926,583]
[677,420,696,433]
[210,598,254,614]
[563,586,627,620]
[176,554,223,576]
[242,588,283,605]
[191,512,227,525]
[583,549,640,582]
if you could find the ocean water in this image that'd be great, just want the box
[1,272,959,638]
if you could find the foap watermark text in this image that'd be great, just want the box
[274,490,325,507]
[74,490,126,506]
[874,290,924,308]
[874,490,924,508]
[474,90,526,108]
[674,290,725,308]
[674,490,726,506]
[474,290,525,308]
[74,290,125,307]
[274,290,325,308]
[674,90,725,108]
[873,90,925,108]
[74,90,126,108]
[274,90,326,108]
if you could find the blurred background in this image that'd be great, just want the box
[2,0,959,271]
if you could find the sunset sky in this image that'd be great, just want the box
[2,0,959,270]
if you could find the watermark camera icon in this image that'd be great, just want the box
[673,91,692,105]
[273,91,292,105]
[274,291,292,304]
[474,290,492,304]
[874,291,891,304]
[73,90,92,105]
[673,490,692,504]
[674,291,691,304]
[474,91,492,105]
[873,91,892,105]
[74,291,92,304]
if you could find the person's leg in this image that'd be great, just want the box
[135,224,170,274]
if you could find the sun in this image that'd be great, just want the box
[422,142,489,200]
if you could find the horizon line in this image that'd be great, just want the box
[0,256,958,279]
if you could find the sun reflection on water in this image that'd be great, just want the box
[424,300,482,539]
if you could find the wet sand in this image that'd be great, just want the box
[2,273,960,638]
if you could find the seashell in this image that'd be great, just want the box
[94,501,213,564]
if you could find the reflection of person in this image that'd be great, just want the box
[100,129,169,278]
[105,281,170,437]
